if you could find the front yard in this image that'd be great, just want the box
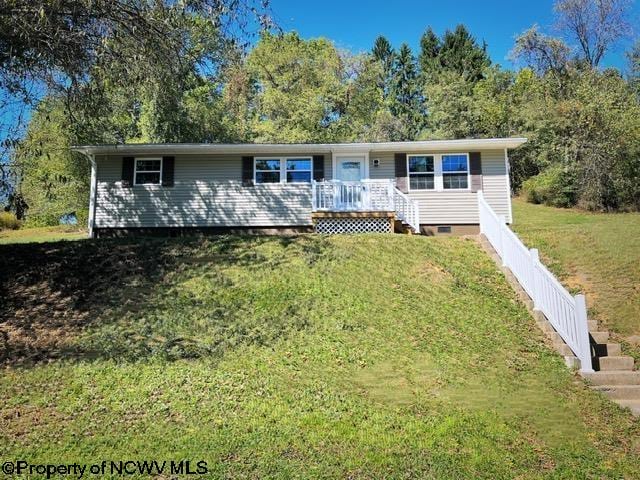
[1,234,639,478]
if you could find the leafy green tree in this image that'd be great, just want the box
[246,32,345,143]
[423,71,477,139]
[14,99,90,225]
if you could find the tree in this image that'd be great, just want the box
[423,71,477,139]
[554,0,632,68]
[371,35,395,99]
[418,27,441,80]
[626,40,640,99]
[438,25,490,82]
[389,44,424,139]
[246,32,345,143]
[512,25,571,77]
[0,0,273,201]
[14,98,90,225]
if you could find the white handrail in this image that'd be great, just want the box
[478,192,593,373]
[393,188,420,233]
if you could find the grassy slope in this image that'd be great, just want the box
[511,198,640,355]
[1,235,639,478]
[0,226,87,244]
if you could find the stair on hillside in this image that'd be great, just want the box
[582,319,640,416]
[476,234,639,416]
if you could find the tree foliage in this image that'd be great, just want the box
[3,0,640,221]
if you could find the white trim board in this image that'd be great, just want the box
[72,138,528,156]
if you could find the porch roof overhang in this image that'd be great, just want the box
[71,137,527,156]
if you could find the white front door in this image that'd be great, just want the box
[336,156,366,182]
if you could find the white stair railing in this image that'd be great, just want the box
[393,188,420,233]
[478,192,593,373]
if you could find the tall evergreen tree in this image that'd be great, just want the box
[372,35,395,99]
[390,43,424,139]
[439,25,490,82]
[418,27,441,79]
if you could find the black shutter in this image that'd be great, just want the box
[394,153,408,193]
[469,152,482,192]
[122,157,134,187]
[312,155,325,181]
[162,156,175,187]
[242,156,254,186]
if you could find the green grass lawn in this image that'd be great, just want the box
[511,198,640,356]
[0,225,87,244]
[1,234,639,478]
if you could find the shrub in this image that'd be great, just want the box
[0,211,21,230]
[521,165,577,208]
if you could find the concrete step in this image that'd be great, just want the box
[537,320,556,333]
[588,320,598,331]
[583,371,640,385]
[592,385,640,400]
[590,331,610,344]
[557,344,574,356]
[593,343,622,357]
[593,356,635,371]
[615,399,640,416]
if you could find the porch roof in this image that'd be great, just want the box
[72,137,527,156]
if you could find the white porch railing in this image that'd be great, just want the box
[478,192,593,373]
[312,179,420,232]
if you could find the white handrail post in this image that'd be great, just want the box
[530,248,540,311]
[478,191,485,234]
[498,215,507,267]
[312,180,317,211]
[389,180,395,210]
[574,294,594,373]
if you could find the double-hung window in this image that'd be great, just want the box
[408,155,435,190]
[255,158,281,183]
[442,154,469,189]
[134,158,162,185]
[255,157,312,184]
[286,158,312,183]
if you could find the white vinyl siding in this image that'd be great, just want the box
[93,149,511,229]
[370,149,511,224]
[95,154,315,228]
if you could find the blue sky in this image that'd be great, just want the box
[270,0,638,70]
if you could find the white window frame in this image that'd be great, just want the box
[254,156,313,184]
[407,153,470,192]
[134,157,163,186]
[441,153,471,191]
[407,154,436,191]
[254,157,282,184]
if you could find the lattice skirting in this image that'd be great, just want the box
[314,217,393,234]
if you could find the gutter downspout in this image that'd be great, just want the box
[80,152,98,238]
[504,147,514,225]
